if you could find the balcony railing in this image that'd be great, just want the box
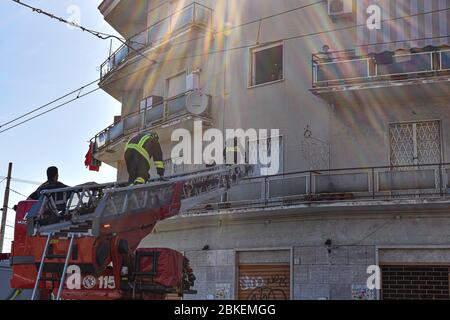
[164,157,205,176]
[312,49,450,89]
[187,163,450,214]
[92,91,211,152]
[100,2,213,80]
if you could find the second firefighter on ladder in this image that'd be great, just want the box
[125,132,166,184]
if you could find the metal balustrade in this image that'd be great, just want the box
[312,49,450,88]
[164,158,205,176]
[440,50,450,71]
[91,91,211,154]
[375,51,434,77]
[188,163,450,213]
[313,57,371,84]
[27,165,249,235]
[100,2,213,79]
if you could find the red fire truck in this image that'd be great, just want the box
[8,166,246,300]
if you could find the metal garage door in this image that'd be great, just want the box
[238,264,290,300]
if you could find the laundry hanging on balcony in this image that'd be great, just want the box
[85,142,102,172]
[357,0,450,54]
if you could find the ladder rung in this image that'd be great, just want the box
[39,277,62,282]
[45,254,68,260]
[32,233,80,300]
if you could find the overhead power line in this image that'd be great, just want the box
[9,189,28,199]
[0,0,326,132]
[0,79,99,129]
[10,0,157,64]
[0,176,41,186]
[1,5,448,134]
[0,87,101,134]
[11,0,124,41]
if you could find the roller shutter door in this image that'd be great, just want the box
[238,264,290,300]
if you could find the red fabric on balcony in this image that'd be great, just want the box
[85,142,101,172]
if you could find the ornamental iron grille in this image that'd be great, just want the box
[390,121,442,167]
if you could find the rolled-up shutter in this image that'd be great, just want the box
[238,264,290,300]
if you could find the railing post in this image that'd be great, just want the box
[264,177,268,206]
[193,3,197,23]
[312,61,315,87]
[372,168,376,200]
[367,58,370,78]
[309,171,312,196]
[439,163,444,197]
[143,106,147,129]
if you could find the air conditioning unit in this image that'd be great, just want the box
[328,0,353,17]
[186,71,200,91]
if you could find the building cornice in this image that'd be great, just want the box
[153,199,450,233]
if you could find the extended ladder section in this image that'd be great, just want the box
[26,165,249,238]
[31,233,77,300]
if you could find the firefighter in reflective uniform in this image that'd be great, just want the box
[124,132,165,184]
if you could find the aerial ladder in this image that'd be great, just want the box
[9,165,249,300]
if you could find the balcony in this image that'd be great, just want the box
[163,157,205,176]
[98,0,148,37]
[185,163,450,215]
[310,49,450,101]
[91,91,212,166]
[100,2,213,80]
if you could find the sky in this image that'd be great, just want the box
[0,0,124,252]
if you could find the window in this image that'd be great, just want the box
[167,72,187,98]
[389,120,442,166]
[250,43,284,87]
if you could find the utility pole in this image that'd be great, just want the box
[0,162,13,253]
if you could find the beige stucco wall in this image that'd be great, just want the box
[104,0,450,177]
[112,0,358,178]
[330,96,450,169]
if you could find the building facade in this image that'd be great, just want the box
[93,0,450,300]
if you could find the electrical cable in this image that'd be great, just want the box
[0,87,101,134]
[9,188,28,198]
[0,79,99,129]
[10,0,157,64]
[0,176,42,186]
[1,4,448,133]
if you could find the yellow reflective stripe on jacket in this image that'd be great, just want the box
[154,161,165,169]
[226,147,239,152]
[126,144,152,167]
[138,135,151,148]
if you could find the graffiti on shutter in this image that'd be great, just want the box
[238,264,290,300]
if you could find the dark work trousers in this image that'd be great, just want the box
[125,149,150,184]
